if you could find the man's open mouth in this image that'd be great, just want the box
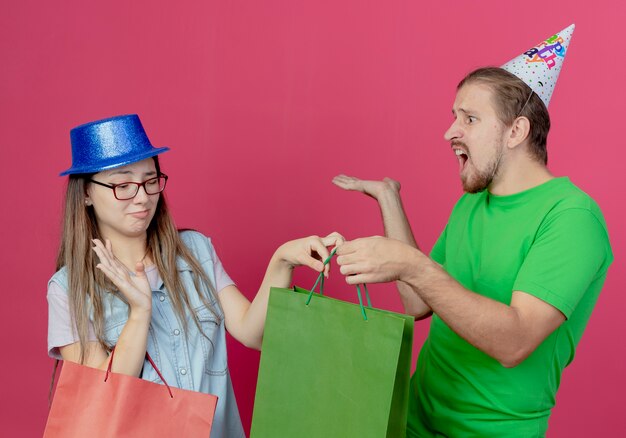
[454,148,469,171]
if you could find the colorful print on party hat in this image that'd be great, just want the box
[501,24,575,108]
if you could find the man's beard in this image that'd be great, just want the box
[461,146,504,194]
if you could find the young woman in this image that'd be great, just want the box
[47,114,342,437]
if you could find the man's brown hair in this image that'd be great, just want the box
[458,67,551,164]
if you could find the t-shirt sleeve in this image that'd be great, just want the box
[206,241,236,293]
[513,208,612,318]
[47,280,97,359]
[430,225,448,265]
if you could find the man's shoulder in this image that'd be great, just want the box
[447,191,487,215]
[446,178,607,225]
[546,178,606,223]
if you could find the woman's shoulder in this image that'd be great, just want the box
[178,229,216,261]
[179,229,213,246]
[48,266,69,292]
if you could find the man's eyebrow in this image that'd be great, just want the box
[452,108,470,116]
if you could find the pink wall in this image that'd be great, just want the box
[2,1,624,436]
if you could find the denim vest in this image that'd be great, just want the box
[50,231,245,438]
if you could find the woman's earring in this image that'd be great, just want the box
[85,199,92,206]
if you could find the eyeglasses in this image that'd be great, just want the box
[89,174,168,200]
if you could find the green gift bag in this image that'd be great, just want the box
[251,253,414,438]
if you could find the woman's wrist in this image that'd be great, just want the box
[270,246,296,271]
[128,306,152,323]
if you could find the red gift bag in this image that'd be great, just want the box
[44,349,218,437]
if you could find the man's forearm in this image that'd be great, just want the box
[377,189,418,247]
[376,190,431,318]
[402,252,556,367]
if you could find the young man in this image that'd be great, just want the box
[334,25,613,437]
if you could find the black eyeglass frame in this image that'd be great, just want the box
[89,174,169,200]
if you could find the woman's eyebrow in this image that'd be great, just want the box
[107,170,132,177]
[106,170,157,177]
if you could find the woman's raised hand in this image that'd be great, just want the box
[91,239,152,314]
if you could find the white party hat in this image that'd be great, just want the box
[501,24,575,107]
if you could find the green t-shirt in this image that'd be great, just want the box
[407,177,613,437]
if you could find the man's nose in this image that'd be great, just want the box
[444,119,462,142]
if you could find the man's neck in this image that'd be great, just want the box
[489,156,554,196]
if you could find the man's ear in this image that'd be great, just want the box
[507,116,531,150]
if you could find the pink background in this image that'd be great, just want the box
[1,1,624,436]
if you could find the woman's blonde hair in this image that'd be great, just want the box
[56,157,220,363]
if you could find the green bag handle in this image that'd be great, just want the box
[305,247,372,320]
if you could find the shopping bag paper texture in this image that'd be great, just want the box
[251,286,413,438]
[44,359,218,437]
